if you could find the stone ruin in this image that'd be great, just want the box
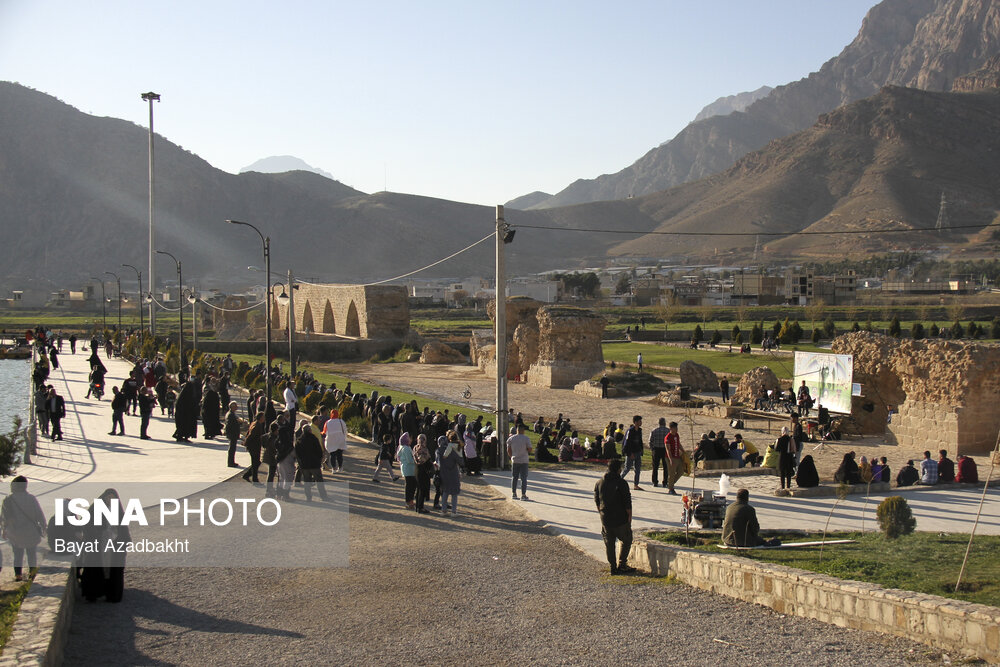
[831,331,1000,455]
[470,297,606,389]
[419,340,466,364]
[732,366,781,405]
[679,360,720,392]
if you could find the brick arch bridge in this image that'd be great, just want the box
[271,283,408,339]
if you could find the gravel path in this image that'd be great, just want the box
[63,445,945,666]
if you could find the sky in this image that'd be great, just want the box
[0,0,879,206]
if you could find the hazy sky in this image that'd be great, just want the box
[1,1,878,205]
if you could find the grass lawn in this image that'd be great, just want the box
[649,530,1000,607]
[0,581,30,649]
[602,342,799,379]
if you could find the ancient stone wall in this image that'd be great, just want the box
[831,332,1000,454]
[272,283,409,339]
[473,299,606,388]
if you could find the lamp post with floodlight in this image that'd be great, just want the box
[122,264,144,334]
[141,91,160,336]
[227,219,272,402]
[156,250,187,374]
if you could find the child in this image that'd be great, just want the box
[165,388,176,418]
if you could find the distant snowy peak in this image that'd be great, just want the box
[240,155,334,180]
[692,85,774,123]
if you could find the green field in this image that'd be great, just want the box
[602,342,803,379]
[649,530,1000,607]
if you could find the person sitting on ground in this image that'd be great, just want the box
[937,449,955,483]
[753,388,769,410]
[558,437,573,462]
[722,489,779,547]
[571,435,585,462]
[728,440,745,468]
[919,450,938,485]
[735,434,760,467]
[693,433,715,463]
[871,456,890,483]
[858,455,873,484]
[896,460,919,487]
[585,436,603,459]
[956,455,978,484]
[833,451,862,485]
[795,454,819,488]
[533,416,545,434]
[535,428,559,463]
[600,434,618,460]
[713,430,730,460]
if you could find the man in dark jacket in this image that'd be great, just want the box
[620,415,644,490]
[896,460,919,487]
[137,387,155,440]
[46,387,66,441]
[722,489,768,547]
[594,458,635,574]
[295,416,328,501]
[224,401,242,468]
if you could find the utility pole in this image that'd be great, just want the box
[495,205,509,469]
[141,91,160,336]
[287,269,296,377]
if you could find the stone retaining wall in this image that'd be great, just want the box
[0,568,74,667]
[630,536,1000,662]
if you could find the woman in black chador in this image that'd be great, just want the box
[200,378,222,439]
[172,376,198,442]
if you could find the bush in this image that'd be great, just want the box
[301,390,322,414]
[950,320,965,339]
[164,344,180,374]
[992,316,1000,340]
[876,496,916,539]
[691,325,703,345]
[968,321,979,339]
[750,323,763,344]
[929,322,940,337]
[851,322,861,332]
[340,400,361,422]
[710,330,722,346]
[731,325,741,342]
[888,316,901,338]
[811,328,821,343]
[346,415,371,439]
[0,417,27,477]
[911,322,925,340]
[822,317,836,338]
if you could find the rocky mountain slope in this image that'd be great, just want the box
[528,0,1000,210]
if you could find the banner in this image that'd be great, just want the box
[793,351,853,415]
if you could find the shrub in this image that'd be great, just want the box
[950,320,965,339]
[929,322,940,337]
[851,322,861,332]
[750,323,763,344]
[731,325,741,341]
[0,416,27,477]
[301,390,322,414]
[346,415,371,438]
[888,316,901,338]
[811,328,821,343]
[710,330,722,346]
[992,316,1000,340]
[691,325,703,345]
[911,322,925,340]
[968,321,979,339]
[340,400,361,422]
[164,344,180,374]
[876,496,916,538]
[822,317,836,338]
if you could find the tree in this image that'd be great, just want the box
[731,324,741,342]
[614,273,632,296]
[946,303,965,323]
[929,322,940,337]
[0,417,26,478]
[691,325,703,345]
[750,323,763,344]
[851,322,861,332]
[772,320,782,337]
[811,328,821,343]
[710,329,722,347]
[790,320,803,342]
[822,317,836,339]
[992,316,1000,340]
[777,318,793,344]
[654,300,675,340]
[888,316,901,338]
[911,322,925,340]
[968,321,980,339]
[950,320,965,339]
[805,299,825,330]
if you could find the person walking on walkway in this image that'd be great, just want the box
[34,385,49,437]
[322,409,348,472]
[137,387,155,440]
[413,434,432,514]
[0,476,46,581]
[594,459,634,575]
[636,352,643,373]
[242,413,264,483]
[776,426,796,490]
[372,431,400,483]
[507,423,533,501]
[621,415,644,490]
[719,377,729,403]
[295,417,328,501]
[648,417,668,488]
[397,433,417,509]
[109,386,127,436]
[664,421,685,495]
[224,401,242,467]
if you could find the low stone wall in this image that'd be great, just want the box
[0,567,74,667]
[196,338,401,363]
[630,536,1000,662]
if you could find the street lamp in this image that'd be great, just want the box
[122,264,144,335]
[91,277,107,330]
[105,271,122,332]
[141,91,160,336]
[156,250,187,374]
[227,219,272,402]
[183,289,198,349]
[275,276,300,376]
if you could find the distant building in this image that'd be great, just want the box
[732,274,784,305]
[783,270,856,305]
[881,279,974,294]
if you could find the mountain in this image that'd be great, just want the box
[0,83,616,292]
[504,191,552,210]
[693,86,773,122]
[239,155,339,182]
[604,83,1000,261]
[528,0,1000,210]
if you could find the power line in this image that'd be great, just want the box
[512,221,1000,237]
[196,298,265,313]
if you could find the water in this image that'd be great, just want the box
[0,359,30,430]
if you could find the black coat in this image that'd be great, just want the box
[201,389,222,438]
[795,455,820,488]
[294,428,325,469]
[594,471,631,526]
[173,381,198,440]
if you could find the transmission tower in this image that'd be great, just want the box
[935,191,949,233]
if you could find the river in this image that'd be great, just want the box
[0,358,30,431]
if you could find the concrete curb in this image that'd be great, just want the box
[0,567,74,667]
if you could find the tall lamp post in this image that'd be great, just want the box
[91,277,107,330]
[182,289,198,350]
[276,272,299,376]
[156,250,186,374]
[105,271,122,332]
[122,263,144,334]
[227,219,271,402]
[495,205,515,469]
[141,91,160,336]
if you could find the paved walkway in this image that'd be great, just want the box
[483,462,1000,562]
[22,346,239,494]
